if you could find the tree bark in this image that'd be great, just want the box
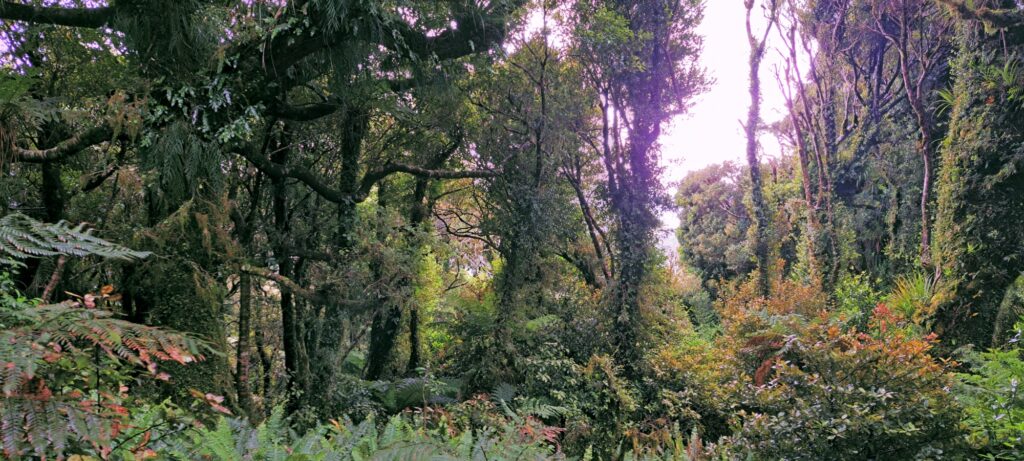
[269,129,310,413]
[235,271,256,420]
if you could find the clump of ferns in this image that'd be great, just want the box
[0,212,209,458]
[0,287,211,459]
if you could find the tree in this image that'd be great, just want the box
[570,0,708,376]
[675,162,754,289]
[869,0,954,271]
[745,0,781,297]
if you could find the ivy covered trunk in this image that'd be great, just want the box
[934,20,1024,348]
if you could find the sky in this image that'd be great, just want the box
[657,0,790,247]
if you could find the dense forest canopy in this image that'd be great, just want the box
[1,0,1024,459]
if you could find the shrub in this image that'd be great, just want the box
[647,331,737,442]
[956,320,1024,459]
[712,317,965,460]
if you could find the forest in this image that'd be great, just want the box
[1,0,1023,459]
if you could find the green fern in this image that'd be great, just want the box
[0,213,150,267]
[0,300,208,458]
[154,408,560,460]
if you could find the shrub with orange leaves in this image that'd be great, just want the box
[710,309,966,459]
[716,275,827,340]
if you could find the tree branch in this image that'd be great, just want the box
[234,145,350,204]
[354,162,497,202]
[237,134,495,207]
[936,0,1024,31]
[14,125,113,163]
[268,100,342,122]
[0,1,113,28]
[241,264,370,309]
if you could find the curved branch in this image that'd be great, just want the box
[0,1,113,28]
[14,125,113,163]
[237,135,496,206]
[241,264,370,309]
[234,146,350,204]
[268,100,342,121]
[355,162,497,202]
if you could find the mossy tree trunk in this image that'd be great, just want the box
[934,17,1024,348]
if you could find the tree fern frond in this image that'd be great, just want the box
[0,298,208,458]
[0,213,150,267]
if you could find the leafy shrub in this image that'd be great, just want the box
[647,331,737,443]
[834,272,881,330]
[956,320,1024,459]
[712,314,965,460]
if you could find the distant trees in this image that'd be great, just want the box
[675,162,753,288]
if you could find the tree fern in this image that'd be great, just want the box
[0,298,208,458]
[0,215,208,458]
[0,213,150,267]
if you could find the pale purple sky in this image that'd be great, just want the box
[662,0,788,192]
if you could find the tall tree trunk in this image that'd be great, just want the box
[232,186,260,420]
[235,271,256,419]
[365,302,403,380]
[611,202,654,377]
[406,306,421,372]
[269,129,310,412]
[609,101,662,379]
[405,176,433,373]
[18,122,69,293]
[313,106,369,388]
[900,58,936,270]
[253,288,274,416]
[745,1,778,297]
[41,162,64,223]
[365,180,403,381]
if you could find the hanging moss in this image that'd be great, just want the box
[125,200,235,407]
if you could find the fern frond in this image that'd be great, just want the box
[0,213,150,267]
[0,300,207,458]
